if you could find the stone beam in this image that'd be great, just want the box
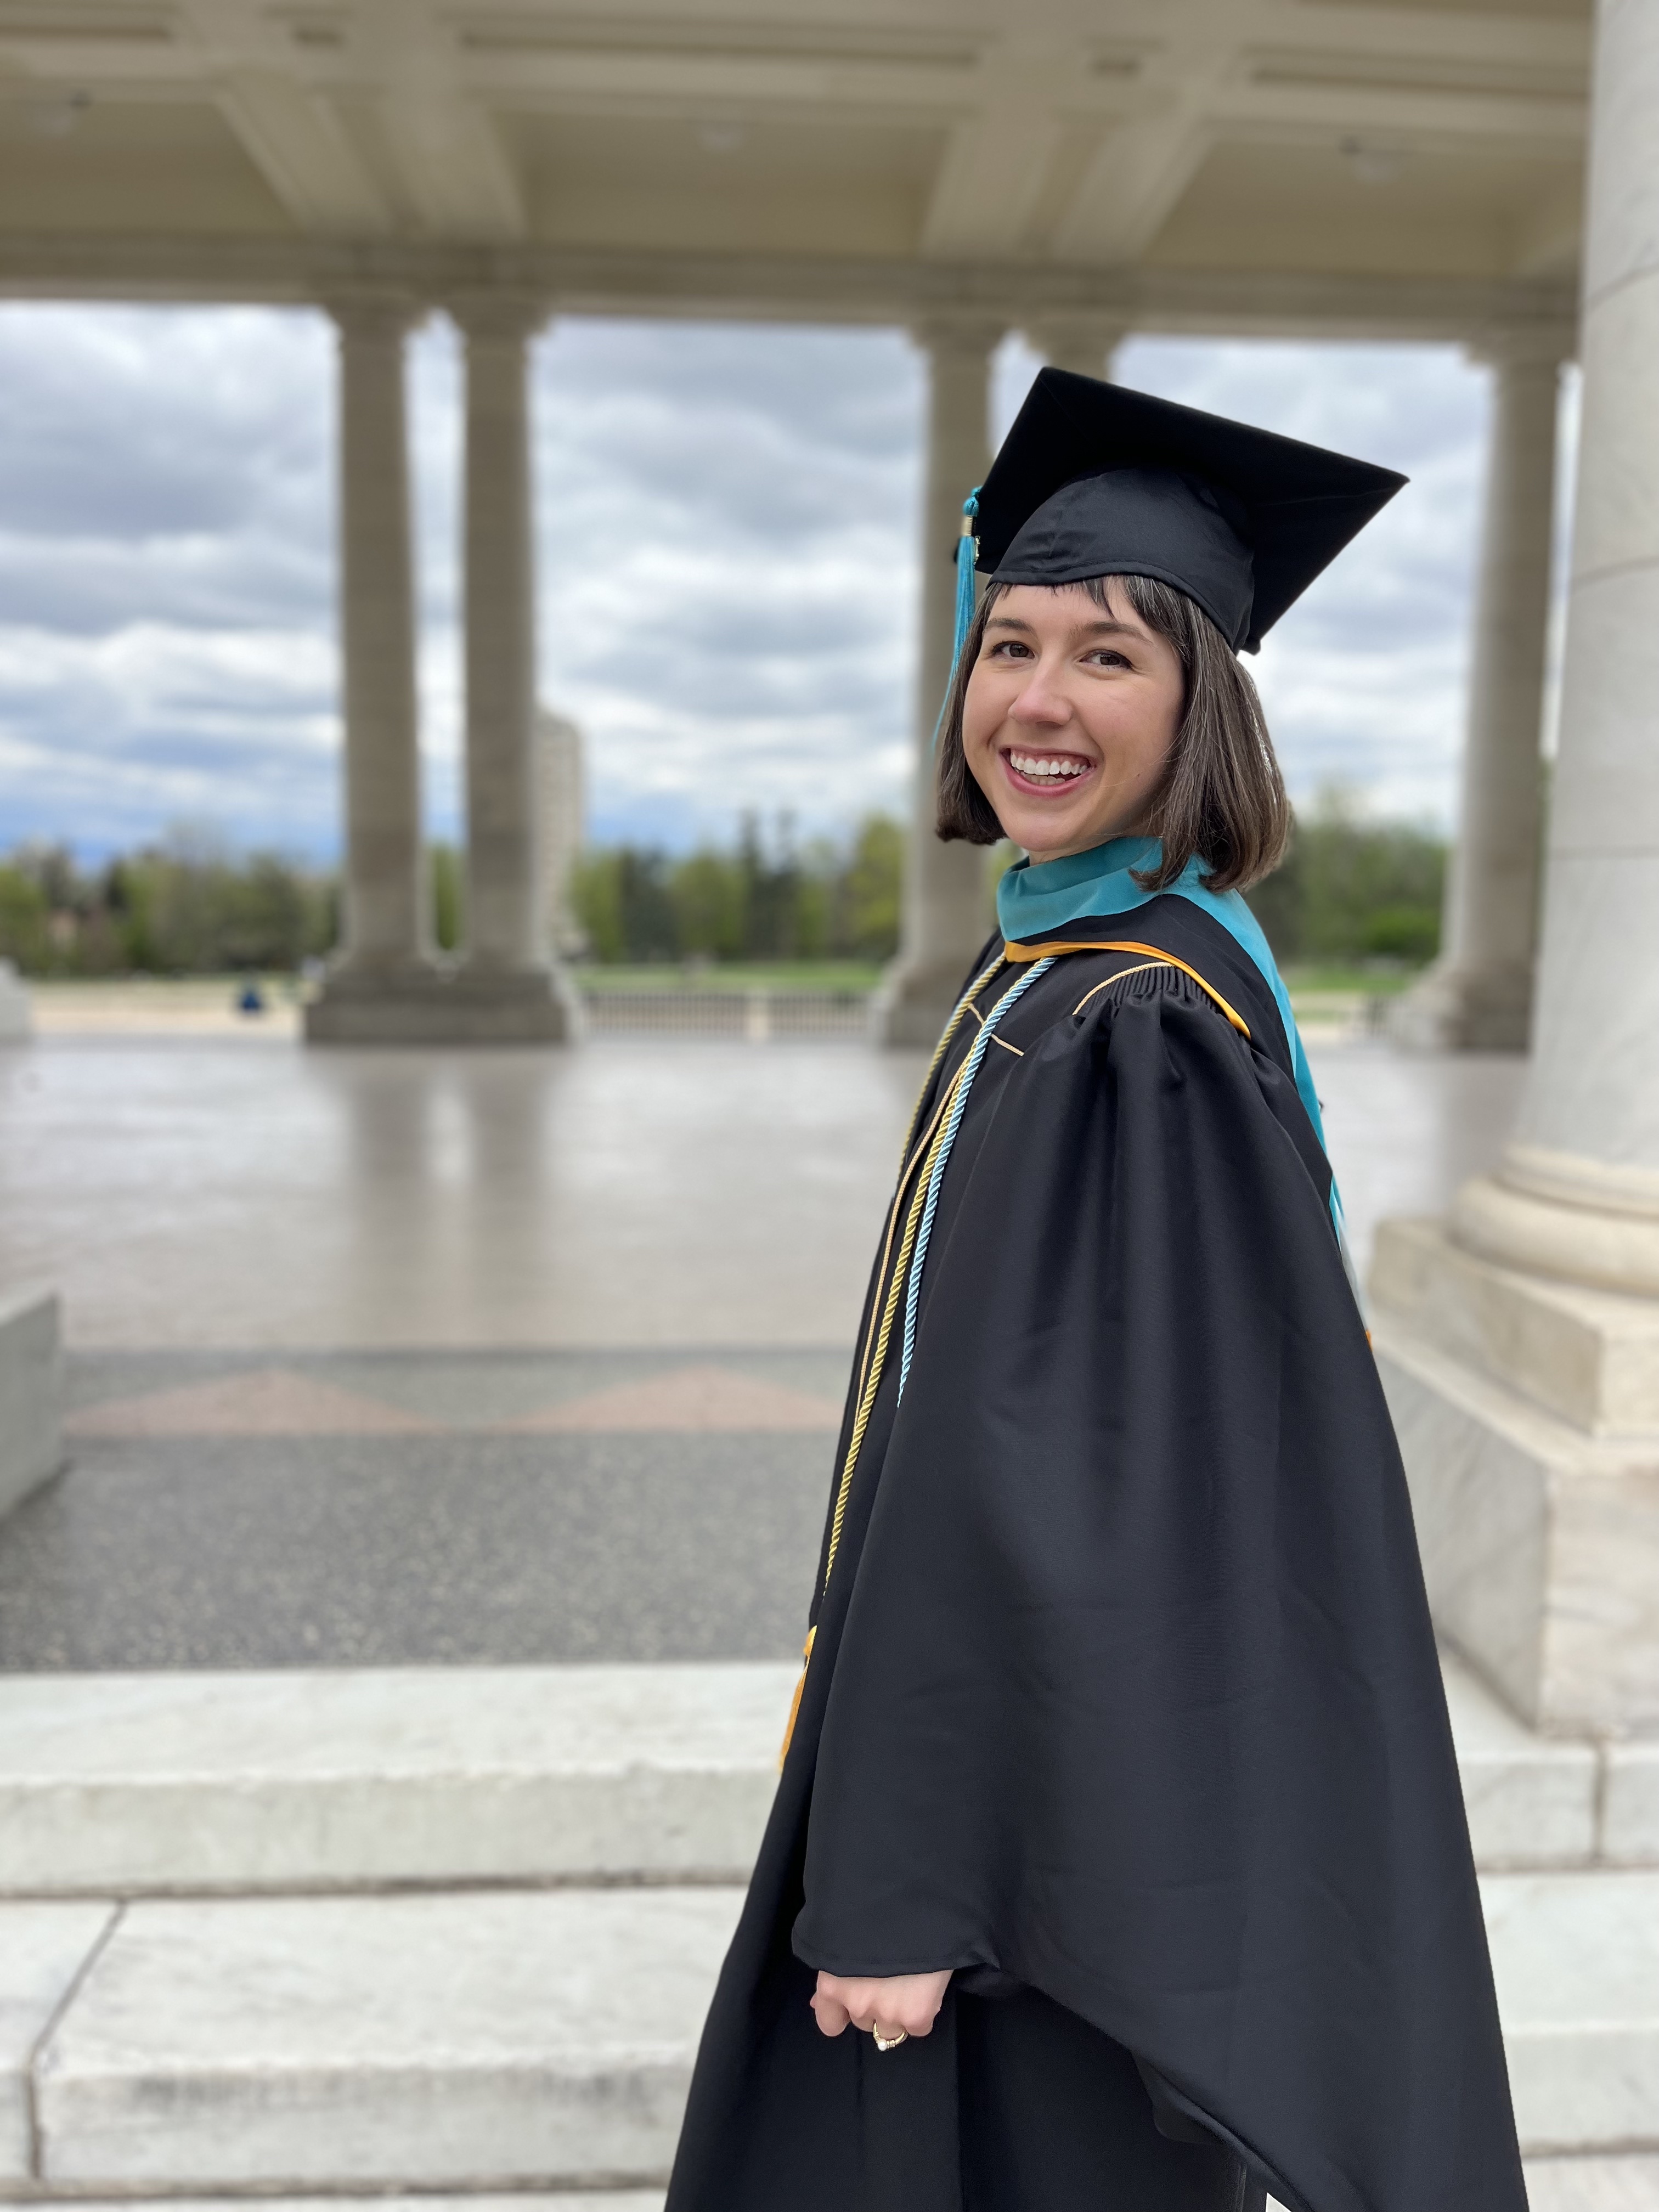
[1052,9,1242,265]
[919,104,1064,261]
[215,69,393,236]
[1514,193,1587,280]
[1248,1,1587,76]
[0,232,1578,348]
[1054,108,1216,264]
[1214,78,1585,148]
[375,89,526,239]
[13,0,1579,130]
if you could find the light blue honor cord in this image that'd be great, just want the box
[896,957,1054,1403]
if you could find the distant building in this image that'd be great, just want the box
[537,709,585,961]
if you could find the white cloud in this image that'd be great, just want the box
[531,317,922,848]
[0,301,1530,861]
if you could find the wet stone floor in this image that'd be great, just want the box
[0,1033,1526,1672]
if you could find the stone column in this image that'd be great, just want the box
[1392,335,1567,1051]
[1368,0,1659,1734]
[306,296,438,1045]
[449,294,575,1041]
[1023,314,1129,382]
[873,318,1003,1048]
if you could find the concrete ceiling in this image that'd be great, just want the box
[0,0,1589,332]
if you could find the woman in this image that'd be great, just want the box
[666,370,1526,2212]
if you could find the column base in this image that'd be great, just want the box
[1370,1215,1659,1733]
[0,958,32,1041]
[0,1285,63,1522]
[869,960,969,1049]
[1388,958,1532,1051]
[305,962,582,1046]
[1452,1147,1659,1299]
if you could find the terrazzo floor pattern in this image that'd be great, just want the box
[0,1350,848,1670]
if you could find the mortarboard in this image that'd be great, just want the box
[964,368,1407,657]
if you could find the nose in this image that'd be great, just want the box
[1008,657,1071,729]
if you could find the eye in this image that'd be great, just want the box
[986,639,1034,661]
[1085,647,1131,669]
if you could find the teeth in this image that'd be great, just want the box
[1009,752,1087,781]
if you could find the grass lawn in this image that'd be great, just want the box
[575,962,884,994]
[1280,963,1423,997]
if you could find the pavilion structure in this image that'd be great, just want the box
[8,4,1659,2182]
[0,0,1584,1043]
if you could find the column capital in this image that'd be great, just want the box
[1464,320,1576,370]
[1022,312,1134,372]
[447,289,551,345]
[909,313,1007,362]
[322,290,427,345]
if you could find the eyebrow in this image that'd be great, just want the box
[985,615,1142,639]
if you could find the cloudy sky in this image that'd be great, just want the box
[0,302,1574,863]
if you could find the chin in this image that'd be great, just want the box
[1009,809,1093,854]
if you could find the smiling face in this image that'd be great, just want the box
[961,579,1186,863]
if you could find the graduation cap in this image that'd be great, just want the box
[964,368,1407,656]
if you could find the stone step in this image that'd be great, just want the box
[24,1888,745,2192]
[2,1874,1656,2192]
[0,2202,666,2212]
[1486,1870,1659,2157]
[1,1656,1647,1898]
[0,1664,797,1893]
[0,2202,669,2212]
[2,2181,1656,2212]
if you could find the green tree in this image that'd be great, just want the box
[0,865,50,974]
[617,848,677,961]
[568,811,905,967]
[1247,788,1445,968]
[841,814,903,960]
[0,834,336,976]
[431,843,464,953]
[672,848,743,960]
[572,849,625,962]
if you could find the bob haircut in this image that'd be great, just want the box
[934,572,1291,895]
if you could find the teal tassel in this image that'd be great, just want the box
[930,487,982,753]
[952,487,981,665]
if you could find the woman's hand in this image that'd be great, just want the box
[810,1969,952,2042]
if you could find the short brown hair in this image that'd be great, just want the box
[934,573,1291,894]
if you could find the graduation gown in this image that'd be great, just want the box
[665,894,1526,2212]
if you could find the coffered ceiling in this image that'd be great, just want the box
[0,0,1589,328]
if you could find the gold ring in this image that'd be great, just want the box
[872,2024,909,2052]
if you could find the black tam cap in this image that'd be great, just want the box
[976,369,1406,653]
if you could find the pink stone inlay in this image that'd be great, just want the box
[512,1363,842,1432]
[66,1368,436,1437]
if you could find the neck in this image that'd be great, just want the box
[1022,834,1159,871]
[1023,820,1156,868]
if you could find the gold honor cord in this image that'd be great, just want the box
[1002,939,1252,1040]
[779,962,1005,1767]
[1071,960,1181,1018]
[778,1096,959,1767]
[825,1085,961,1590]
[778,941,1245,1764]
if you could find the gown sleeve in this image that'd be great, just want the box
[789,974,1526,2212]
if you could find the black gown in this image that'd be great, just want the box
[665,894,1526,2212]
